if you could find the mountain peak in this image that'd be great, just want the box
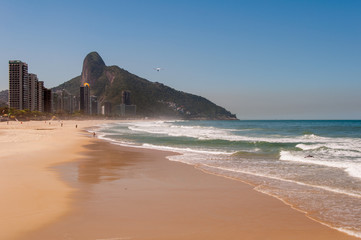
[55,52,237,120]
[81,51,106,86]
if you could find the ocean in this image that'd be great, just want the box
[95,120,361,238]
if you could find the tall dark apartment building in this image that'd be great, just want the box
[80,84,90,114]
[28,73,38,111]
[43,88,52,113]
[9,60,29,110]
[119,90,136,117]
[122,90,131,105]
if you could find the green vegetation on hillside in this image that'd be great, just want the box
[52,52,237,120]
[52,76,81,95]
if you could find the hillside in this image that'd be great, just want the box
[53,52,237,120]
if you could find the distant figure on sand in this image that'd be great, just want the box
[93,132,96,137]
[76,124,78,128]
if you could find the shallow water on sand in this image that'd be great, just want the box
[96,120,361,238]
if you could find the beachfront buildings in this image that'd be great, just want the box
[80,84,91,114]
[79,83,101,115]
[9,60,28,110]
[8,60,51,112]
[37,81,44,112]
[53,89,79,114]
[28,73,38,111]
[44,88,52,113]
[101,102,112,116]
[116,90,136,117]
[90,95,98,115]
[122,90,131,105]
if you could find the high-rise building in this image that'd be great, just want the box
[37,81,44,112]
[9,60,51,113]
[90,96,98,115]
[52,91,61,113]
[53,89,74,114]
[72,95,79,113]
[80,83,90,114]
[9,60,29,110]
[119,90,135,117]
[101,102,112,116]
[28,73,38,111]
[122,90,131,105]
[43,88,52,113]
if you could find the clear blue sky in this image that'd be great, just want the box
[1,0,360,119]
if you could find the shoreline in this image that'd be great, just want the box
[92,135,361,239]
[0,120,358,239]
[195,165,360,239]
[89,121,361,239]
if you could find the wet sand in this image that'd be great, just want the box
[23,138,357,240]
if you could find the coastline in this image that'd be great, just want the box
[0,120,358,239]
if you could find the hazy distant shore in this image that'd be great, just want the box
[0,120,357,239]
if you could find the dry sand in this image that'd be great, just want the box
[0,120,111,239]
[0,120,358,240]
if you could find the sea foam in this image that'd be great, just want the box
[94,120,361,238]
[280,151,361,180]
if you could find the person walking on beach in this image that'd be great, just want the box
[93,132,96,137]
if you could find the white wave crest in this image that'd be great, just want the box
[297,142,361,152]
[124,122,361,150]
[95,131,233,156]
[196,163,361,198]
[280,151,361,180]
[142,143,234,155]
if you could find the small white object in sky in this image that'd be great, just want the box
[154,67,163,72]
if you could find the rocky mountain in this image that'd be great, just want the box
[53,52,237,120]
[81,51,106,86]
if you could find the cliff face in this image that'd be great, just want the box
[81,52,106,86]
[54,52,237,120]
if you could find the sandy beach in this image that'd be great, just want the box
[0,120,105,239]
[0,120,358,240]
